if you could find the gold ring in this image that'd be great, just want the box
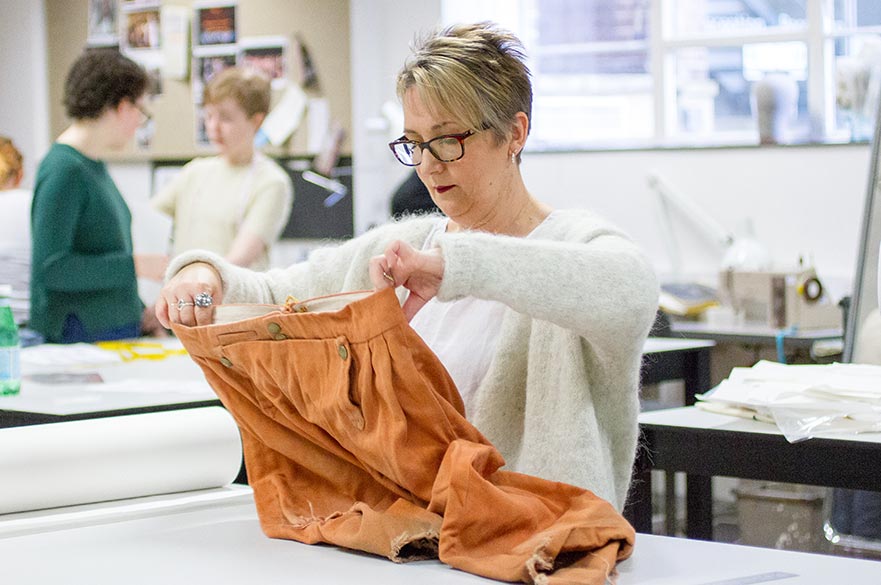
[382,271,395,285]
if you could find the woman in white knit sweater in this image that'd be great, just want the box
[157,22,658,511]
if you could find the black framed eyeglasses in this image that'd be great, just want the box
[134,102,152,124]
[388,130,476,166]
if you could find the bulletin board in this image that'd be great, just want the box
[45,0,352,160]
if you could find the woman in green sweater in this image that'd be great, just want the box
[30,49,167,343]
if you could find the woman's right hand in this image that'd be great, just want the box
[133,253,169,282]
[156,262,224,328]
[369,240,444,321]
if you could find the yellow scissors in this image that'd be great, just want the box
[96,341,188,362]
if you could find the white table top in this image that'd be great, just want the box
[639,406,881,444]
[0,341,216,415]
[643,337,716,353]
[670,320,842,341]
[1,489,879,585]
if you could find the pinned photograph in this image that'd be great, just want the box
[124,8,161,50]
[194,1,237,47]
[161,4,191,80]
[87,0,118,47]
[239,37,288,88]
[192,49,237,103]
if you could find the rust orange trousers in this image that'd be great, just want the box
[173,288,634,585]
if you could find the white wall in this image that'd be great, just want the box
[349,0,441,234]
[347,7,872,301]
[519,144,872,298]
[0,0,49,188]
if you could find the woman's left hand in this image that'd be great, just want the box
[369,240,444,320]
[140,304,168,337]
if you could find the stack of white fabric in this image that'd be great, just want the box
[697,360,881,442]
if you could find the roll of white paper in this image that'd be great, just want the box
[0,407,242,514]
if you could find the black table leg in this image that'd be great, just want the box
[683,348,712,405]
[686,474,713,540]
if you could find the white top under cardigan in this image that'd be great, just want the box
[166,210,659,510]
[410,214,554,412]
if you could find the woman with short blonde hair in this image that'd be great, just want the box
[396,22,532,156]
[158,22,658,513]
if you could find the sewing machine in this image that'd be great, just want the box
[718,268,842,330]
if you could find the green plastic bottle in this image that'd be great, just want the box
[0,284,21,396]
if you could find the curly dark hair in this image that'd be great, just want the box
[0,136,23,186]
[64,49,149,120]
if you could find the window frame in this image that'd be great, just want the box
[442,0,881,149]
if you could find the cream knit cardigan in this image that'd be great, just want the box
[168,209,659,510]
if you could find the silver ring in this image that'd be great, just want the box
[194,292,214,308]
[177,299,195,310]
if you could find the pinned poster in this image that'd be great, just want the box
[259,83,307,146]
[239,36,289,89]
[121,2,161,51]
[192,46,237,104]
[193,0,237,48]
[160,4,190,80]
[87,0,119,47]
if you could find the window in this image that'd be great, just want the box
[441,0,881,149]
[832,0,881,140]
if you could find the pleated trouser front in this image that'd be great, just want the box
[173,288,634,584]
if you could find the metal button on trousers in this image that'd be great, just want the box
[173,288,634,585]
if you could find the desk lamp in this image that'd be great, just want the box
[648,171,771,282]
